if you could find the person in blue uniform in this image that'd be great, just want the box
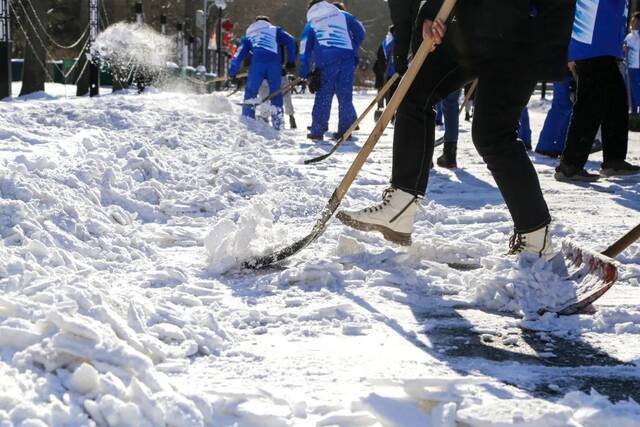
[229,16,296,130]
[556,0,640,180]
[535,70,575,158]
[300,0,366,140]
[374,26,398,120]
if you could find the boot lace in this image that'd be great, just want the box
[508,233,527,255]
[364,187,395,213]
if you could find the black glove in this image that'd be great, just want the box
[308,69,321,94]
[394,54,408,76]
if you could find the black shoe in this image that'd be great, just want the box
[554,162,599,182]
[332,132,352,141]
[436,143,457,169]
[307,133,323,141]
[289,115,297,129]
[534,149,561,159]
[374,109,383,122]
[600,160,640,177]
[464,112,472,122]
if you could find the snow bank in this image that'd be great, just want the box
[0,92,240,425]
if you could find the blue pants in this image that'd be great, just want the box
[311,57,357,136]
[535,78,572,155]
[628,67,640,113]
[517,107,531,147]
[243,61,284,130]
[435,103,443,126]
[442,89,461,142]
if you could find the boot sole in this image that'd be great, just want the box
[436,161,457,169]
[600,169,640,177]
[554,172,599,182]
[336,211,412,246]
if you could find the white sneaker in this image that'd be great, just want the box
[336,187,419,246]
[508,225,554,260]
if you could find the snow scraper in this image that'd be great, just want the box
[544,223,640,315]
[235,77,303,108]
[243,0,459,269]
[304,73,400,165]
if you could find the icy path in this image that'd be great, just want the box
[0,89,638,426]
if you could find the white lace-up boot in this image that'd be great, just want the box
[507,225,555,261]
[336,187,419,246]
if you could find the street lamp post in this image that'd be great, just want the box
[200,1,231,78]
[89,0,100,97]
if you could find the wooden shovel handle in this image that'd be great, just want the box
[602,223,640,258]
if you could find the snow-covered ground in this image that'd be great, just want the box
[0,84,639,426]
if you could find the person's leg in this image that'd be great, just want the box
[437,89,461,168]
[630,68,640,113]
[242,65,264,119]
[536,79,573,155]
[472,76,551,234]
[336,57,358,135]
[310,65,338,137]
[338,45,473,245]
[257,80,270,121]
[559,58,605,174]
[282,75,295,116]
[600,57,638,174]
[436,102,444,126]
[442,89,461,142]
[391,50,473,196]
[517,107,532,149]
[267,63,284,130]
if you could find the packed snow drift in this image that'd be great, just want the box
[0,85,639,426]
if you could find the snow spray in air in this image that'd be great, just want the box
[91,22,174,90]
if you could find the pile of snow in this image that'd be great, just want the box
[1,84,638,425]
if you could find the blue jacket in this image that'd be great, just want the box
[229,20,297,77]
[569,0,627,61]
[299,1,366,77]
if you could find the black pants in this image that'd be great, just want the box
[562,56,628,168]
[391,42,551,233]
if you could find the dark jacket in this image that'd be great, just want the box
[373,44,387,89]
[389,0,576,81]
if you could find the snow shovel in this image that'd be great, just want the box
[236,77,303,108]
[304,73,400,165]
[243,0,458,269]
[546,223,640,315]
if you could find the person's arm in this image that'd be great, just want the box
[373,43,386,89]
[229,37,251,77]
[299,24,316,77]
[387,0,420,74]
[347,14,366,51]
[278,29,297,67]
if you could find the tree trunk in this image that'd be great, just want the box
[76,0,89,96]
[75,53,89,96]
[19,0,47,96]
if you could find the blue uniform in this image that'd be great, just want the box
[229,20,296,130]
[536,76,573,155]
[518,108,532,148]
[569,0,627,61]
[300,1,366,136]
